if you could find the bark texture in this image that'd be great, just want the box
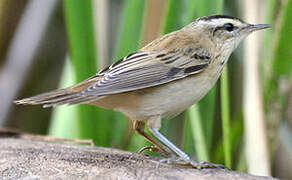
[0,130,277,180]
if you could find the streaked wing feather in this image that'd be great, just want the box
[82,48,211,96]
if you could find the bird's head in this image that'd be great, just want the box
[184,15,270,52]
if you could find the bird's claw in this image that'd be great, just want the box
[187,161,227,169]
[138,145,171,157]
[159,157,227,169]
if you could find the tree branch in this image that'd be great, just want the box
[0,130,276,180]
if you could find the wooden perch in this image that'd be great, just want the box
[0,130,277,180]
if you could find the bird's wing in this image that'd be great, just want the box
[81,46,211,96]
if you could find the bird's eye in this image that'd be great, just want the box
[223,23,234,32]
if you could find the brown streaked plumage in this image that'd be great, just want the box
[15,15,270,169]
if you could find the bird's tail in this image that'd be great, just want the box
[14,78,103,108]
[15,89,79,107]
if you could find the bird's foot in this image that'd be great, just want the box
[159,157,226,169]
[138,145,171,157]
[185,160,227,169]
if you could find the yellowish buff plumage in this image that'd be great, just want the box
[15,15,269,169]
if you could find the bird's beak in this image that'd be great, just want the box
[246,24,270,32]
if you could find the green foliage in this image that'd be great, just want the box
[220,68,232,168]
[271,1,292,77]
[264,0,292,113]
[187,105,209,161]
[63,0,97,80]
[161,0,184,34]
[113,0,146,60]
[50,0,111,145]
[49,60,79,138]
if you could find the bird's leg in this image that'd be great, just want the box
[133,121,171,157]
[148,125,226,169]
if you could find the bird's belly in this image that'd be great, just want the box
[93,73,218,121]
[144,74,216,118]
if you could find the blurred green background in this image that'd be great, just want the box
[0,0,291,179]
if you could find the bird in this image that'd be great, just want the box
[15,15,270,169]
